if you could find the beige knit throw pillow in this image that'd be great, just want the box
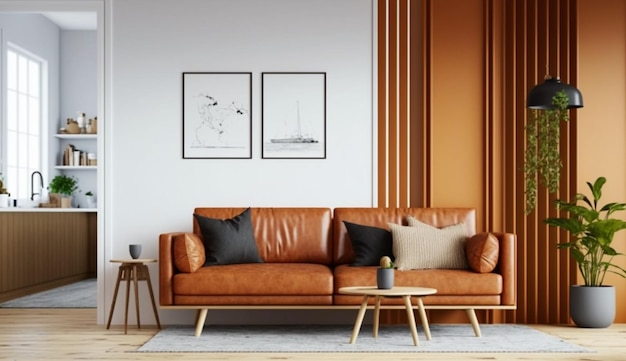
[390,217,468,270]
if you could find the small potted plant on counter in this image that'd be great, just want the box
[48,175,79,208]
[0,173,9,208]
[377,256,395,289]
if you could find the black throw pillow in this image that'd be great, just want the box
[343,221,394,266]
[193,208,263,266]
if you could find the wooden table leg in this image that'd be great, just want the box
[416,297,431,340]
[403,295,419,346]
[106,265,123,329]
[349,295,370,344]
[373,295,381,338]
[143,265,161,329]
[124,265,131,334]
[132,264,141,329]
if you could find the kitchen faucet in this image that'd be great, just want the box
[31,171,44,201]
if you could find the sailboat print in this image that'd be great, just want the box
[270,101,319,144]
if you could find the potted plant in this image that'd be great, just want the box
[48,175,79,208]
[84,191,96,208]
[544,176,626,327]
[524,90,570,213]
[0,173,9,208]
[377,256,394,289]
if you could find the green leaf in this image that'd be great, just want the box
[591,177,606,204]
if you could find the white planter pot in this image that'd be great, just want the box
[85,196,96,208]
[570,285,615,328]
[0,194,8,208]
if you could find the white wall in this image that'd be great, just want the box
[60,30,97,119]
[105,0,374,325]
[60,30,97,207]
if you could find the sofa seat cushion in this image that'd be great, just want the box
[333,264,502,296]
[174,295,333,306]
[173,263,333,296]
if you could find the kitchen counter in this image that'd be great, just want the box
[0,207,97,212]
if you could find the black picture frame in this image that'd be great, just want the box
[261,72,326,159]
[182,72,252,159]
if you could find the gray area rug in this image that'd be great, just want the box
[138,324,590,353]
[0,278,96,308]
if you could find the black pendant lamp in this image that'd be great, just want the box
[527,75,584,109]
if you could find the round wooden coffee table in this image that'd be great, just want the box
[339,286,437,346]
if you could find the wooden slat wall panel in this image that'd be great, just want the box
[377,0,412,208]
[378,0,579,324]
[377,0,420,324]
[484,0,504,234]
[0,212,91,302]
[503,0,578,324]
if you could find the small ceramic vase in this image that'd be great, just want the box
[376,268,394,289]
[129,244,142,259]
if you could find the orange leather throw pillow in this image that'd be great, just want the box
[174,233,206,273]
[465,232,499,273]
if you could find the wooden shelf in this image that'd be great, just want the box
[55,134,97,140]
[54,166,97,170]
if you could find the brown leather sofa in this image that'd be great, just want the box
[159,207,516,336]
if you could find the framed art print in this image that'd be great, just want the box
[262,72,326,159]
[182,72,252,159]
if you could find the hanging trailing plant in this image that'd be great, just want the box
[524,90,569,213]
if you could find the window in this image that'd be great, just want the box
[4,45,44,200]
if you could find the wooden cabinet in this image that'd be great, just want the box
[0,210,97,302]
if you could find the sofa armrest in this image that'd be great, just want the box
[159,232,185,306]
[492,232,516,306]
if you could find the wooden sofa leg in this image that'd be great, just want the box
[195,309,208,337]
[465,308,481,337]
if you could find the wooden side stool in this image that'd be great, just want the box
[106,259,161,334]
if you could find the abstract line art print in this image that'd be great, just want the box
[182,72,252,159]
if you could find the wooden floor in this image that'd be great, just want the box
[1,308,625,360]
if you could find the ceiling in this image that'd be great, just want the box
[40,12,97,30]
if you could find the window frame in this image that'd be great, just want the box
[2,42,48,200]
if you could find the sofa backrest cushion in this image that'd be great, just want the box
[333,208,476,265]
[194,207,333,265]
